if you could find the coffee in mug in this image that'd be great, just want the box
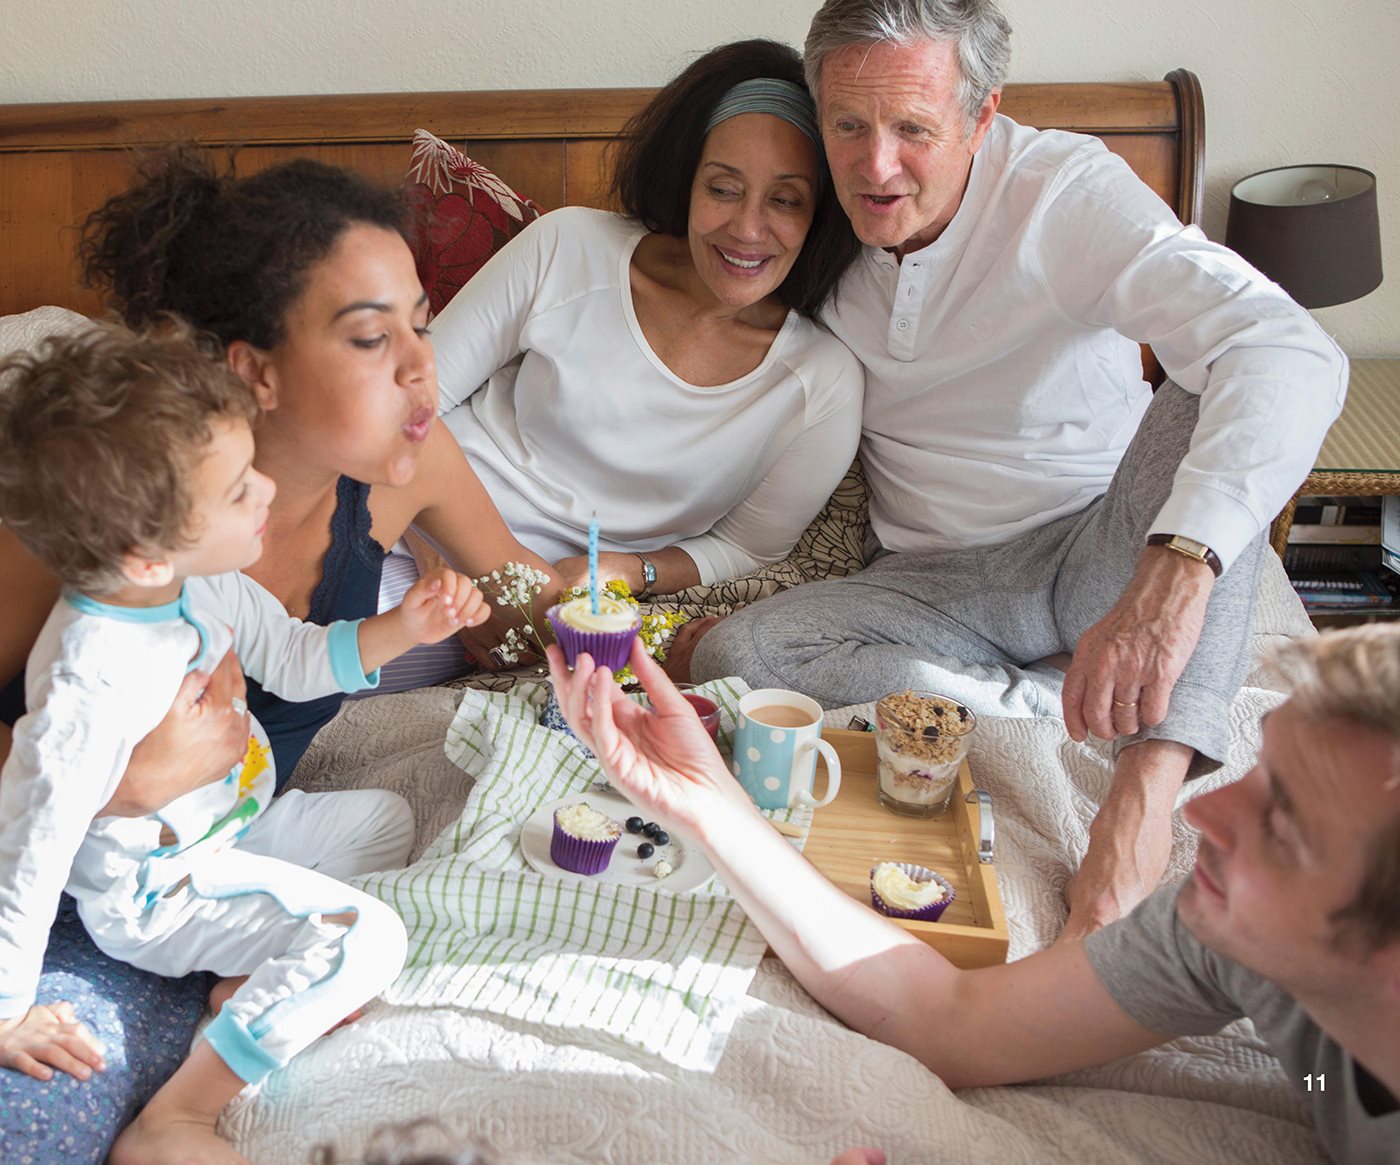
[732,689,841,811]
[745,704,815,729]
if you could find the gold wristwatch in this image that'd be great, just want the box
[1146,533,1222,577]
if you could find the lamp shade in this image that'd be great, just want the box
[1226,164,1382,308]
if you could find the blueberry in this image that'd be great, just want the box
[652,830,670,847]
[642,822,660,839]
[637,842,655,859]
[956,705,970,722]
[626,816,644,834]
[922,724,941,739]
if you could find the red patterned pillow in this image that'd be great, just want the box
[404,129,543,316]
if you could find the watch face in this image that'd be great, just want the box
[1170,536,1208,557]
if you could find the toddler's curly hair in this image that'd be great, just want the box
[0,318,258,595]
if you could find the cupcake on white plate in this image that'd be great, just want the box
[550,801,623,875]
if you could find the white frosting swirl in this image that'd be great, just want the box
[555,802,622,841]
[871,863,949,910]
[557,595,639,634]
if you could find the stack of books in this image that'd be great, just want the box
[1284,495,1400,614]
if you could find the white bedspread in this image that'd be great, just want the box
[223,558,1326,1164]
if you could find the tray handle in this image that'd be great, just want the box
[965,788,995,864]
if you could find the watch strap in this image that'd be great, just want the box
[1146,533,1222,577]
[633,551,658,598]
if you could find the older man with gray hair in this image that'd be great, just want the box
[690,0,1349,940]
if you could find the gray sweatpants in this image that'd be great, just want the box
[692,383,1267,771]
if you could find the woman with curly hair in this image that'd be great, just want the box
[0,150,557,1165]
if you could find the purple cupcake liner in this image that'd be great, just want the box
[550,816,621,876]
[869,862,956,922]
[546,604,641,672]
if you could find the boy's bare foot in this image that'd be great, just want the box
[110,1042,248,1165]
[110,1110,251,1165]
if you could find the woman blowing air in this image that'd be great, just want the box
[0,150,557,1163]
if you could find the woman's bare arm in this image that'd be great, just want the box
[554,547,702,598]
[375,421,562,665]
[99,653,250,816]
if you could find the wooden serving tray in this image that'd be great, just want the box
[803,729,1009,968]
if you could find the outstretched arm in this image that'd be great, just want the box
[356,566,487,672]
[549,640,1169,1086]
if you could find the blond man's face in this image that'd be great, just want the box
[1178,702,1399,995]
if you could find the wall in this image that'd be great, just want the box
[2,0,1395,355]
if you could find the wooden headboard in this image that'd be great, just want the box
[0,70,1202,319]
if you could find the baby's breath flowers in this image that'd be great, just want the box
[472,562,552,665]
[473,565,689,682]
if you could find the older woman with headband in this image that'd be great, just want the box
[388,39,863,679]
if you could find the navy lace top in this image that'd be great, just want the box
[245,476,385,788]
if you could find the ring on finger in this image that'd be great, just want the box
[1111,698,1138,709]
[231,696,248,716]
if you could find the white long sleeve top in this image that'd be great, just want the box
[825,115,1348,573]
[0,575,376,1018]
[430,207,864,584]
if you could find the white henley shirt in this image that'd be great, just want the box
[825,115,1348,572]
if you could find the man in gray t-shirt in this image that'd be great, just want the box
[1087,885,1399,1163]
[551,613,1400,1164]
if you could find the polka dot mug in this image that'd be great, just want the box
[731,689,842,810]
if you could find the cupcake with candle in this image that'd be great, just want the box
[551,801,624,875]
[547,518,643,671]
[869,861,956,922]
[547,595,642,672]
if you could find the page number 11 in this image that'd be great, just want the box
[1304,1073,1326,1091]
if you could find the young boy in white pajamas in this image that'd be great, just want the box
[0,322,488,1163]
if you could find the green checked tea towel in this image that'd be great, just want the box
[353,680,804,1071]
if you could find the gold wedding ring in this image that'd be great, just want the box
[1111,698,1138,709]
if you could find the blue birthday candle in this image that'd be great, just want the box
[588,517,600,615]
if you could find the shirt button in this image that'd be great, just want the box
[896,319,910,331]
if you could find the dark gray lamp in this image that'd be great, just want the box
[1226,165,1383,308]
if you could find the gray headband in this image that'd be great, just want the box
[703,78,824,154]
